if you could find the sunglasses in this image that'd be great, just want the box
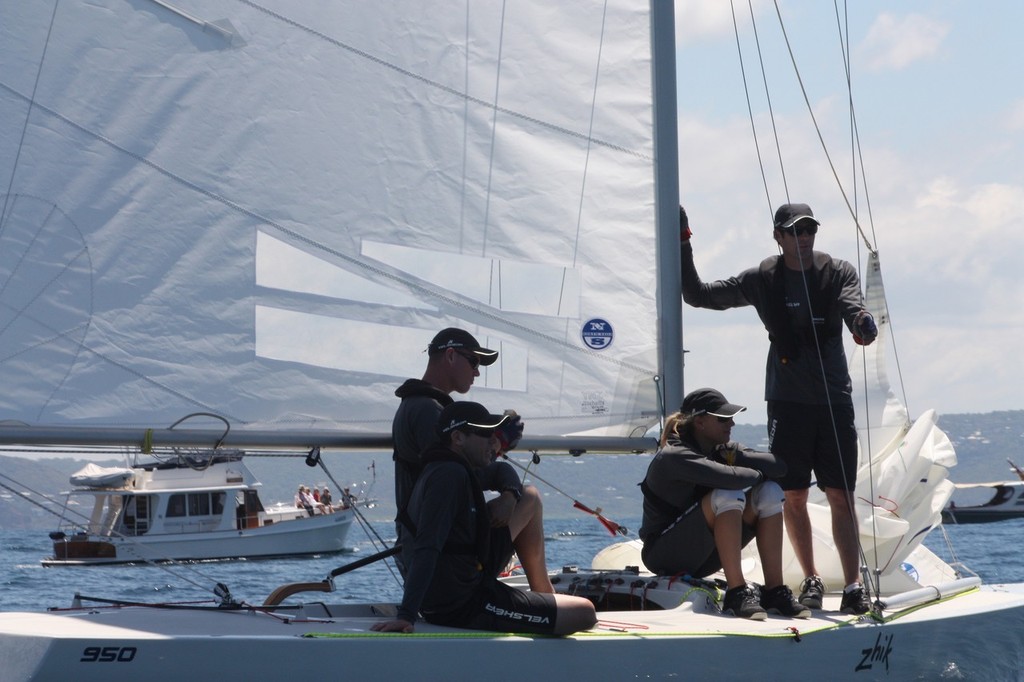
[455,350,481,369]
[778,223,818,237]
[461,426,494,439]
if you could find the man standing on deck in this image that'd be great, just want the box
[678,203,878,615]
[391,327,550,590]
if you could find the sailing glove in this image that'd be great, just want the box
[852,312,877,345]
[680,205,692,241]
[495,411,524,453]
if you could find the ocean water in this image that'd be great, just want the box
[3,515,1024,614]
[0,515,618,613]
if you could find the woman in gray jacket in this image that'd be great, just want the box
[639,388,807,620]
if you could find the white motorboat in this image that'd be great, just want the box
[43,451,355,566]
[1,0,1023,680]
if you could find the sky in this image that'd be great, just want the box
[670,1,1024,426]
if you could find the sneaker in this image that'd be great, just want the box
[722,584,767,620]
[798,575,825,610]
[760,584,811,619]
[840,585,871,615]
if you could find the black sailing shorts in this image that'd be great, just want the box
[768,400,858,491]
[423,527,560,635]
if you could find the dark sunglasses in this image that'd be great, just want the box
[779,223,818,237]
[461,426,494,439]
[714,416,734,424]
[455,350,481,369]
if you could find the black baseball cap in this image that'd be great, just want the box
[437,401,510,436]
[428,327,499,366]
[773,203,820,230]
[681,388,747,418]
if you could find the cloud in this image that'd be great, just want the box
[1005,99,1024,132]
[675,4,1024,420]
[859,12,950,71]
[675,0,773,43]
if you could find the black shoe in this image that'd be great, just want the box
[760,584,811,619]
[722,584,767,620]
[840,585,871,615]
[798,575,825,610]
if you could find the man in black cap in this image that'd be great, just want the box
[391,328,539,582]
[678,204,877,615]
[372,402,596,635]
[639,388,806,620]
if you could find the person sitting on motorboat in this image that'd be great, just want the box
[298,486,328,515]
[295,486,314,516]
[638,388,808,620]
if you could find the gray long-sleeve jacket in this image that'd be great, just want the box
[680,241,869,405]
[639,431,786,542]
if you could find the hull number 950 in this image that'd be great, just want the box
[80,646,137,662]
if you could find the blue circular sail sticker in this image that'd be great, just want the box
[581,318,613,350]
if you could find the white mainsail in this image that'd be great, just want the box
[0,0,675,441]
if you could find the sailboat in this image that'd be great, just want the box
[1,1,1023,680]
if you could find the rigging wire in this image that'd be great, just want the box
[310,448,403,589]
[730,0,789,212]
[779,0,878,602]
[826,0,912,418]
[830,0,882,592]
[504,454,628,537]
[768,0,875,255]
[826,0,917,592]
[734,0,939,604]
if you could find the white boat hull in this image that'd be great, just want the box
[43,508,354,566]
[1,584,1022,681]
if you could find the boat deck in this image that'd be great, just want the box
[2,582,1023,681]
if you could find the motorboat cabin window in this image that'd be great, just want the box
[168,494,187,517]
[169,493,226,519]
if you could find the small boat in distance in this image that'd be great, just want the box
[43,451,354,566]
[941,459,1024,524]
